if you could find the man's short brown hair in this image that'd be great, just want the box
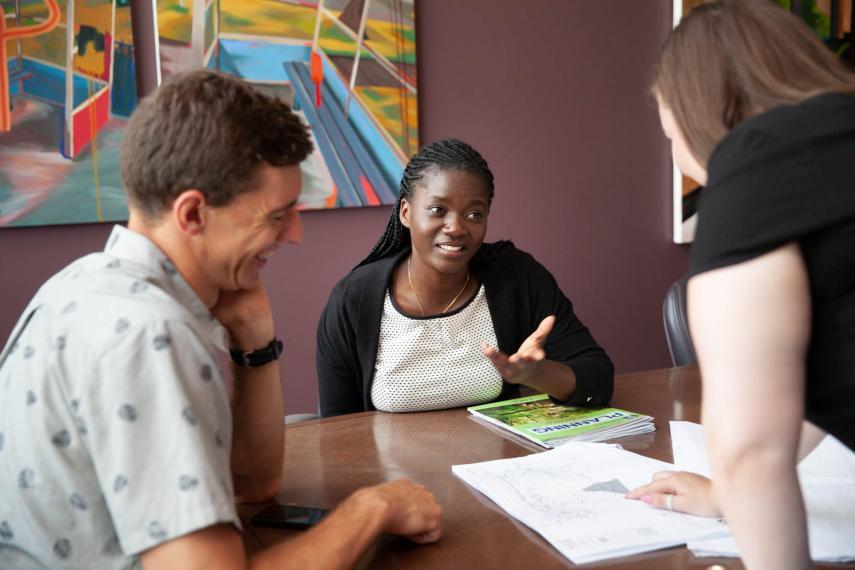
[120,69,313,219]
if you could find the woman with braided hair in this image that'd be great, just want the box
[316,138,613,417]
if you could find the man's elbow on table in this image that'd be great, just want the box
[234,470,283,504]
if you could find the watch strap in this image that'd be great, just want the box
[230,338,283,368]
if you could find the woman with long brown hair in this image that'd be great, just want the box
[627,1,855,568]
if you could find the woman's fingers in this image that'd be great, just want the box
[626,472,720,518]
[483,344,514,376]
[532,315,555,340]
[625,476,678,499]
[640,491,719,518]
[508,352,542,365]
[640,492,682,513]
[482,344,509,366]
[519,316,555,354]
[483,343,539,382]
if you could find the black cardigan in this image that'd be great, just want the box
[316,241,614,417]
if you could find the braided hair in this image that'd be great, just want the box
[356,138,495,268]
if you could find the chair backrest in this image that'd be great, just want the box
[662,277,697,367]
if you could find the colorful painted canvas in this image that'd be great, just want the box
[671,0,853,243]
[156,0,418,210]
[0,0,139,227]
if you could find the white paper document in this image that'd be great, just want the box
[670,421,855,563]
[452,442,728,564]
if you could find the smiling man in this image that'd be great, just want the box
[0,69,441,570]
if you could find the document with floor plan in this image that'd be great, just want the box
[671,421,855,563]
[452,442,728,564]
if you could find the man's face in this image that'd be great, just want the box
[200,164,303,293]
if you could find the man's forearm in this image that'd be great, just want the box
[249,488,389,570]
[231,359,285,502]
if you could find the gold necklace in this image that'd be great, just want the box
[407,256,470,316]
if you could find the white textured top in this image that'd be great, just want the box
[0,226,237,570]
[371,285,504,412]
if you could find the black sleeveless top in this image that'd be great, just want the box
[688,92,855,450]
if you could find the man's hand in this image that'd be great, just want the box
[482,315,555,385]
[355,479,443,543]
[212,284,275,350]
[143,479,442,570]
[625,471,720,517]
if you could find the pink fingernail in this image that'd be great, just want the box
[641,495,652,504]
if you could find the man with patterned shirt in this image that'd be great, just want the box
[0,69,441,570]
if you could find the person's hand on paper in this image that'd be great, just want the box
[482,315,555,385]
[625,471,721,518]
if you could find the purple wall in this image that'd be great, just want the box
[0,0,688,414]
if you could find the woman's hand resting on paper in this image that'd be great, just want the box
[625,471,721,518]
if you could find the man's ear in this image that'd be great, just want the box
[399,199,411,229]
[172,190,208,236]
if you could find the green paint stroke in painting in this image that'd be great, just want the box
[221,13,252,27]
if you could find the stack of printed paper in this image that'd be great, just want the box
[452,442,728,564]
[671,421,855,563]
[468,394,654,448]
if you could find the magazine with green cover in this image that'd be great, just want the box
[468,394,654,449]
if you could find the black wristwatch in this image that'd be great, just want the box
[229,338,283,368]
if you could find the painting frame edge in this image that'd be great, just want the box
[671,0,691,245]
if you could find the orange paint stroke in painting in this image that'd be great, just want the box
[325,184,338,208]
[359,175,380,207]
[311,50,323,108]
[0,0,61,131]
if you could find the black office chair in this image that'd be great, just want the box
[662,276,697,367]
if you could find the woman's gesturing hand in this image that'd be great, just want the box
[482,315,555,385]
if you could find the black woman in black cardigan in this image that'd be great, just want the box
[316,139,613,418]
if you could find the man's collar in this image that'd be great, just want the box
[104,225,228,350]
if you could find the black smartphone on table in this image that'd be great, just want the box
[250,504,329,530]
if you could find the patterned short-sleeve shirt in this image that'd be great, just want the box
[0,225,238,569]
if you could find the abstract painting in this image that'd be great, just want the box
[0,0,139,227]
[155,0,418,210]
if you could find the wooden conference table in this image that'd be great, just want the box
[238,367,849,569]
